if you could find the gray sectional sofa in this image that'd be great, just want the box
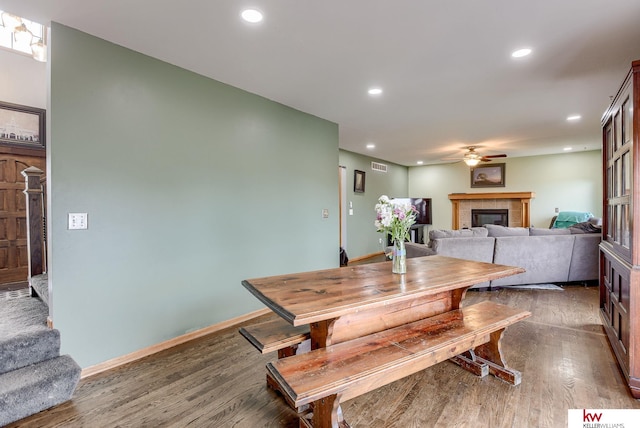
[404,224,601,288]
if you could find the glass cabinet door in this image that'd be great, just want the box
[604,92,632,259]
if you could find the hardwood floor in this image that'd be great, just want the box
[7,283,640,427]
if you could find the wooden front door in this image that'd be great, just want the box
[0,152,45,284]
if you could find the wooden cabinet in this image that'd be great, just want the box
[600,59,640,398]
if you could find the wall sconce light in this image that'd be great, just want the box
[31,38,46,62]
[0,11,47,62]
[1,11,22,30]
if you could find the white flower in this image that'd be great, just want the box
[374,195,417,243]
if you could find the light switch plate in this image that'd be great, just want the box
[68,213,88,230]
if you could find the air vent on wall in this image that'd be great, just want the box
[371,162,388,173]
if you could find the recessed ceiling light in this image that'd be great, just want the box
[368,88,383,96]
[241,9,263,23]
[566,115,581,121]
[416,161,424,165]
[511,48,532,58]
[564,147,573,151]
[366,143,375,149]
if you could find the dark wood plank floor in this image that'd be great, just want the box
[7,278,640,427]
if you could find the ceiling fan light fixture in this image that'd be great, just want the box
[464,158,480,166]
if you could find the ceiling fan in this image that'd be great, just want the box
[443,146,507,166]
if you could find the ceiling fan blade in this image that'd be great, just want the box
[483,154,507,158]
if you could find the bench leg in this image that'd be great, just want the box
[270,340,312,413]
[266,372,309,413]
[450,350,489,378]
[473,329,522,385]
[299,394,350,428]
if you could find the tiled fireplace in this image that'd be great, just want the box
[448,192,535,230]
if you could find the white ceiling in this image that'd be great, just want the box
[3,0,640,166]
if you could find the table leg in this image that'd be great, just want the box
[310,319,336,348]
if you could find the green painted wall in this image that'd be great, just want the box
[338,150,408,258]
[48,24,339,368]
[42,22,603,368]
[408,150,602,229]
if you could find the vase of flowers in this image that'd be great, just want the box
[374,195,417,274]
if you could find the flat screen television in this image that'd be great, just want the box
[393,197,432,225]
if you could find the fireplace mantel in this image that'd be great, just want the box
[448,192,535,229]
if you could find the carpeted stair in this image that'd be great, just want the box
[0,276,80,427]
[29,274,49,307]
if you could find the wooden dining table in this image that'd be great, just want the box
[242,255,524,350]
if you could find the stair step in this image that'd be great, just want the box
[0,297,59,375]
[0,328,60,375]
[0,296,48,332]
[29,274,49,307]
[0,355,81,426]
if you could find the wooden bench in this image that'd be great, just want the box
[240,317,311,411]
[266,301,530,428]
[239,317,310,358]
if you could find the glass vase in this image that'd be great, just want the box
[392,239,407,274]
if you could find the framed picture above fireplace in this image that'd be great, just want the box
[470,163,505,188]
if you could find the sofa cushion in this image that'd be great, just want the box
[432,237,495,263]
[529,227,571,236]
[429,229,472,240]
[491,235,575,286]
[484,224,529,237]
[568,234,601,281]
[432,237,495,289]
[428,227,488,240]
[403,242,437,258]
[568,221,602,234]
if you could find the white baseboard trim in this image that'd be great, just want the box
[349,251,384,263]
[80,307,271,379]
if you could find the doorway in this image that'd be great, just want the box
[339,166,347,250]
[0,151,45,290]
